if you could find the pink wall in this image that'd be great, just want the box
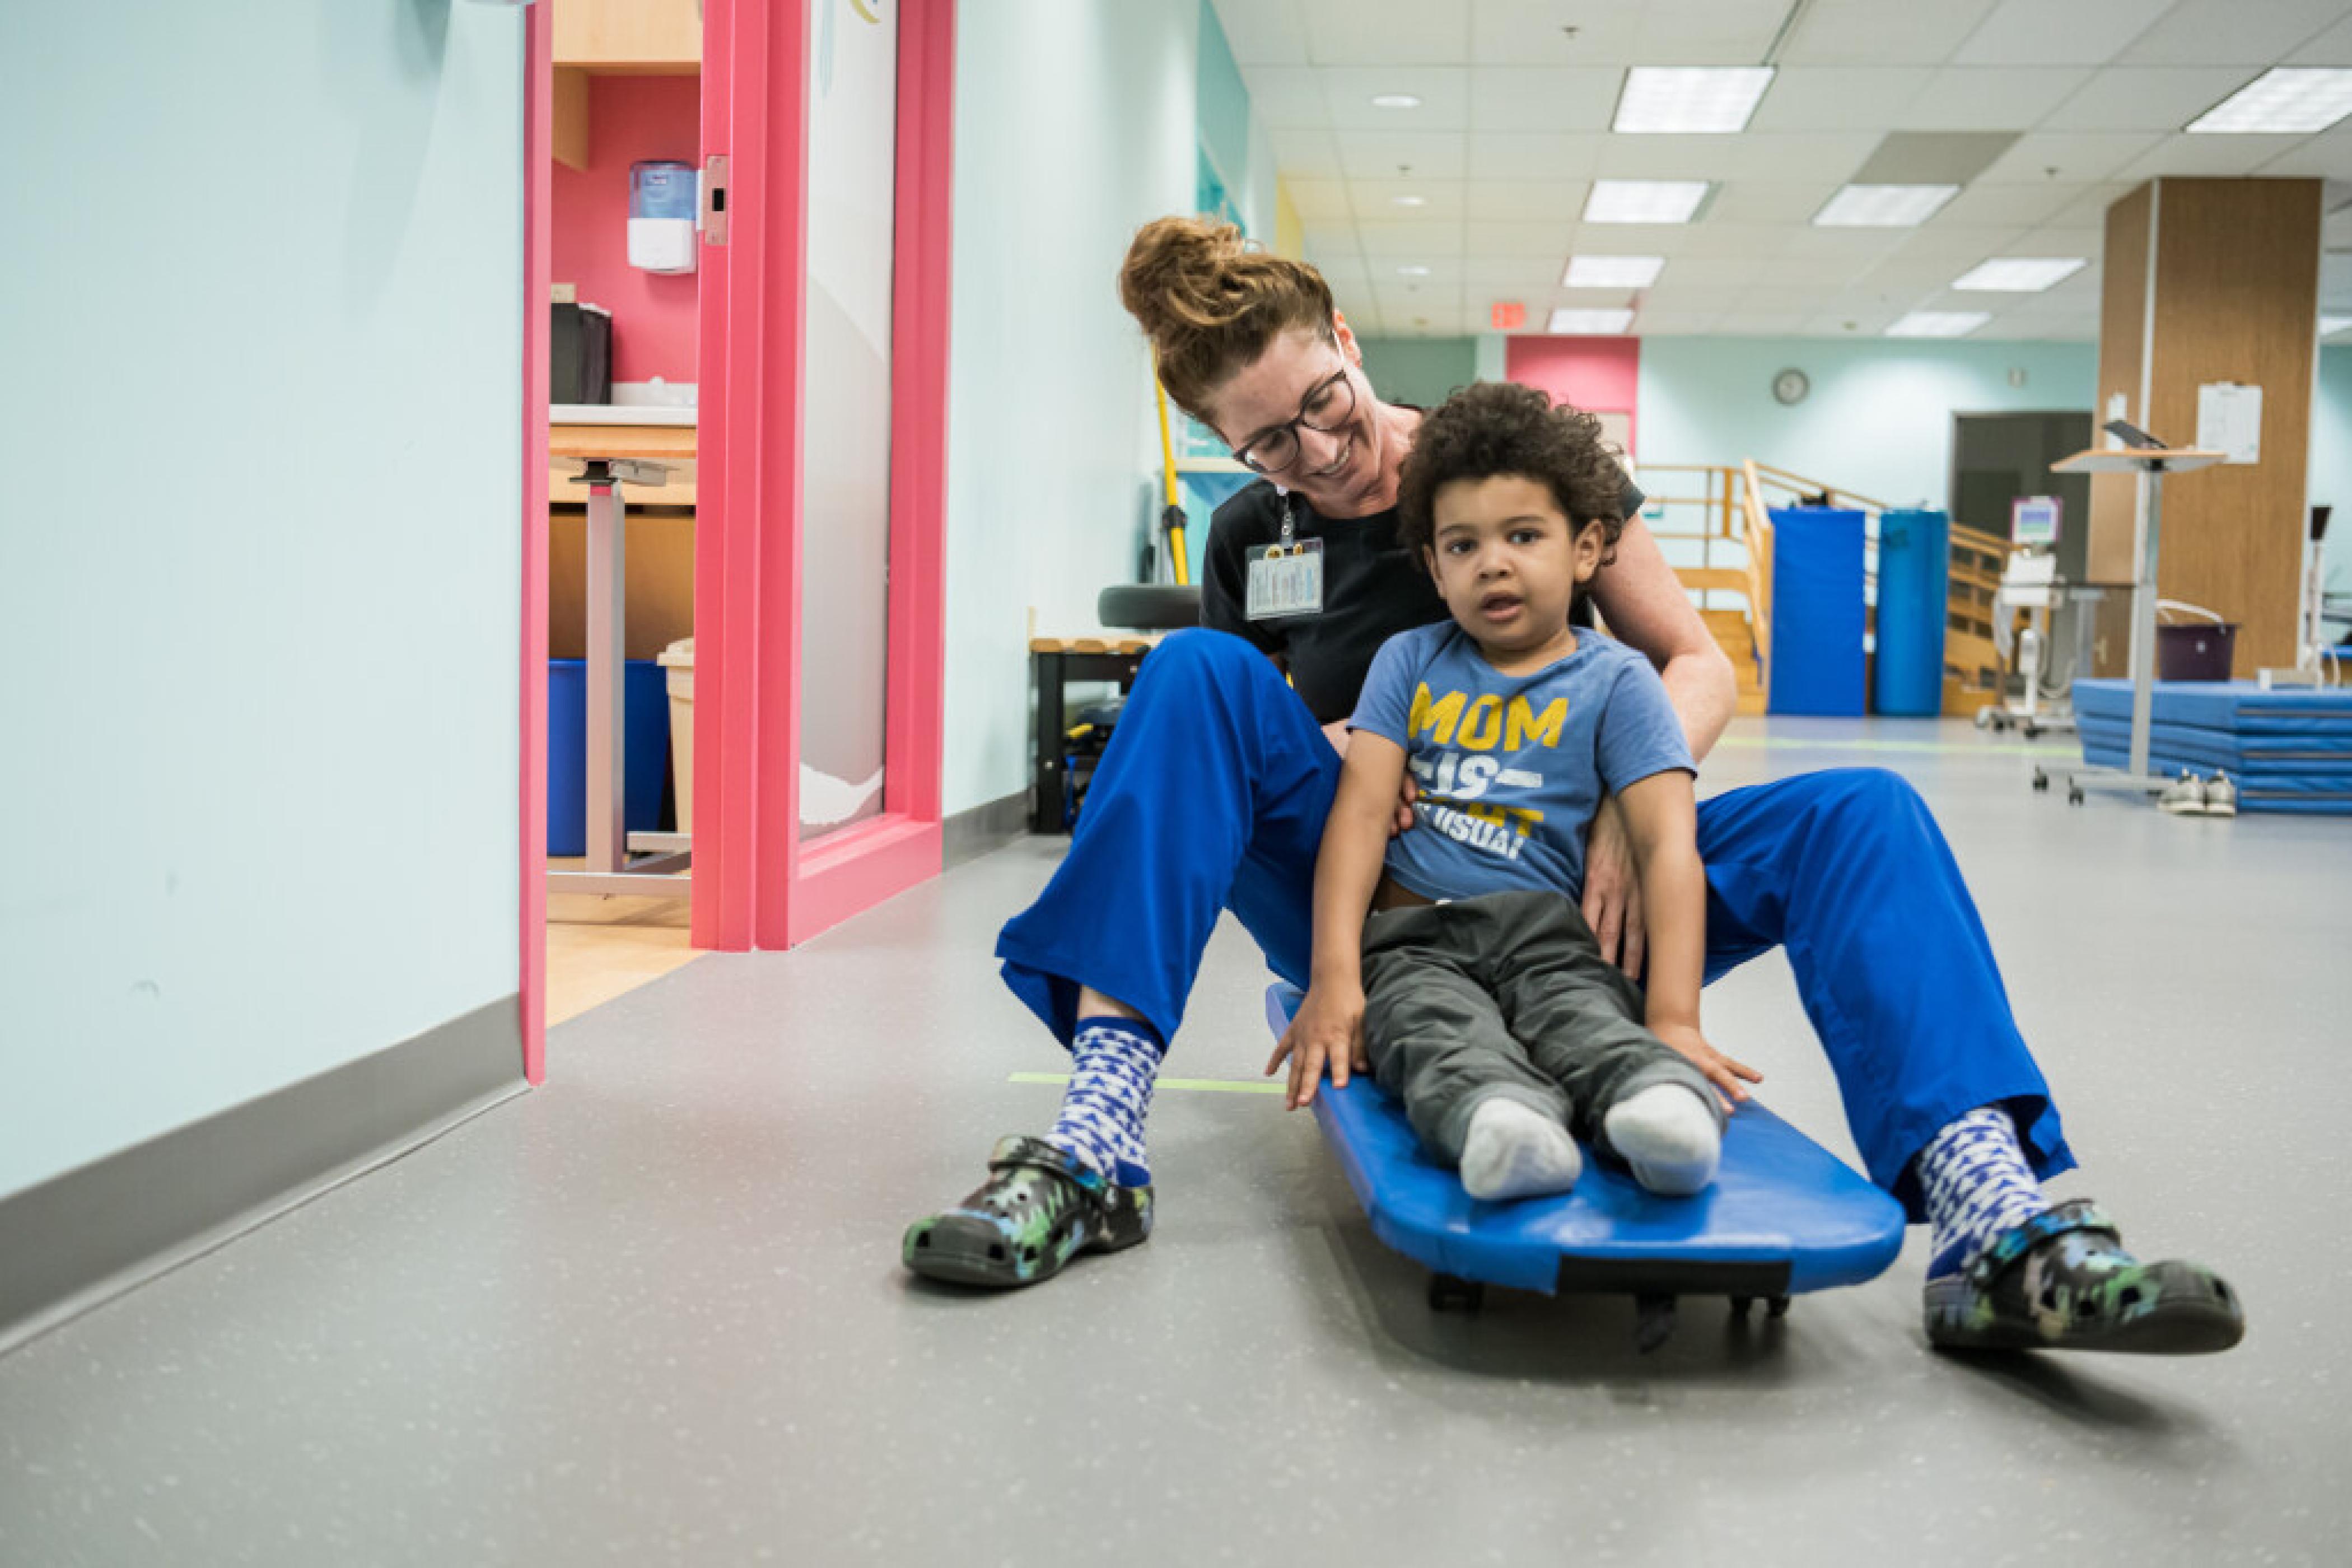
[551,76,701,386]
[1505,337,1641,457]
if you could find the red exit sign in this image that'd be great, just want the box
[1490,301,1526,331]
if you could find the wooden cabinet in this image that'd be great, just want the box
[552,0,701,171]
[554,0,702,73]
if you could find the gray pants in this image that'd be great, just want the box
[1360,889,1723,1169]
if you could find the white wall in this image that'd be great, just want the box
[2309,345,2352,637]
[1637,337,2101,513]
[942,0,1201,814]
[0,2,524,1197]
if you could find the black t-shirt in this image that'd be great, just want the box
[1200,476,1648,724]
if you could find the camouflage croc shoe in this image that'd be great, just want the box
[1925,1198,2244,1354]
[902,1136,1152,1288]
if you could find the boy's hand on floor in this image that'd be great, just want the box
[1267,984,1370,1109]
[1651,1021,1761,1115]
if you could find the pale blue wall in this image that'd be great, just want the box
[2309,346,2352,637]
[0,2,524,1197]
[1636,338,2100,513]
[944,0,1202,813]
[1356,337,1480,409]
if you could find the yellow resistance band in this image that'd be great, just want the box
[1153,372,1191,587]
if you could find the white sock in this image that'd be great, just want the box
[1604,1084,1721,1197]
[1458,1096,1582,1201]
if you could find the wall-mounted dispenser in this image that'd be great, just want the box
[629,160,698,276]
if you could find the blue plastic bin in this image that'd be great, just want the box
[1873,508,1950,716]
[548,659,671,856]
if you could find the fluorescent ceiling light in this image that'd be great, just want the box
[1392,194,1426,208]
[1396,264,1431,277]
[1547,308,1636,334]
[2322,314,2352,337]
[1370,93,1422,110]
[1814,184,1959,227]
[1583,180,1711,225]
[2187,68,2352,134]
[1953,257,2087,292]
[1886,310,1991,338]
[1613,67,1775,134]
[1563,254,1665,289]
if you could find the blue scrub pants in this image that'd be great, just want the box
[997,630,2075,1214]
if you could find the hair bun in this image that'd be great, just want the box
[1115,213,1336,418]
[1119,216,1254,339]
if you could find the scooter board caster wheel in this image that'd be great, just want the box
[2068,785,2085,806]
[1634,1293,1678,1354]
[2032,769,2048,792]
[1428,1273,1484,1313]
[1729,1294,1755,1319]
[1767,1295,1791,1319]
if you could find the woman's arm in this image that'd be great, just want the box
[1585,517,1738,764]
[1267,731,1409,1108]
[1614,770,1761,1109]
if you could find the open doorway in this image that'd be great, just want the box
[1950,409,2094,693]
[539,0,706,1028]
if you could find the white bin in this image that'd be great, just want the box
[658,637,694,833]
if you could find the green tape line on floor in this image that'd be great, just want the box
[1009,1071,1285,1096]
[1713,736,2076,758]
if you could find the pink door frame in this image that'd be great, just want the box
[518,1,954,1079]
[691,0,953,954]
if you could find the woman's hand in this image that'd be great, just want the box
[1650,1021,1762,1115]
[1581,796,1646,975]
[1267,982,1369,1109]
[1392,771,1417,838]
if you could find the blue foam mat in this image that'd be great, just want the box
[2076,717,2352,777]
[2073,678,2352,736]
[2078,740,2352,810]
[1267,986,1907,1296]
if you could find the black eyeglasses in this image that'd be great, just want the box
[1230,366,1357,475]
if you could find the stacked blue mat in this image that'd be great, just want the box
[2073,678,2352,814]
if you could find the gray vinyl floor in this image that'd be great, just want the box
[5,720,2351,1566]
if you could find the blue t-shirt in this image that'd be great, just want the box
[1348,623,1696,905]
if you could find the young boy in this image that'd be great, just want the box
[1272,382,1757,1201]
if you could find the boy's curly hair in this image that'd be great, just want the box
[1396,381,1628,567]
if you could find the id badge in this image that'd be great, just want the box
[1245,538,1324,620]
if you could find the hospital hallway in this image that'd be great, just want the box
[3,720,2346,1565]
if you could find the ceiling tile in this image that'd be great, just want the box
[1746,68,1940,132]
[1270,125,1348,180]
[1317,66,1474,130]
[2290,15,2352,62]
[1349,178,1469,220]
[1950,0,2175,68]
[1467,256,1574,287]
[1469,1,1796,69]
[1467,180,1592,222]
[1468,131,1609,180]
[1673,222,1817,259]
[1238,66,1334,130]
[1713,312,1817,335]
[1337,129,1469,181]
[1207,0,1310,66]
[1779,0,2005,67]
[2030,185,2140,229]
[1897,68,2096,130]
[1466,67,1623,133]
[1975,132,2167,183]
[1466,218,1580,258]
[1637,282,1754,310]
[1312,259,1376,304]
[1301,222,1364,258]
[1301,0,1472,66]
[2123,1,2352,66]
[1284,179,1357,222]
[1707,183,1845,223]
[2115,133,2318,181]
[1931,182,2087,227]
[1628,309,1729,335]
[2256,124,2352,177]
[2038,67,2265,132]
[1594,132,1881,184]
[1354,220,1468,259]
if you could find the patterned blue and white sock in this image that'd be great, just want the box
[1916,1105,2051,1280]
[1044,1017,1163,1188]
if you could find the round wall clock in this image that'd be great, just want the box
[1772,367,1810,406]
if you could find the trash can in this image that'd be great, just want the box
[547,659,670,856]
[659,637,694,833]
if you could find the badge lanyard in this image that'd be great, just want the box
[1244,493,1325,620]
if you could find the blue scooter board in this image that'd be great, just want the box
[1266,985,1906,1346]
